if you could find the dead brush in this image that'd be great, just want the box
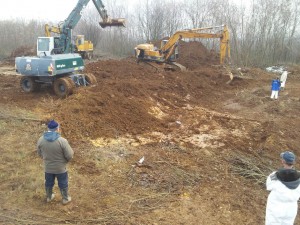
[229,152,274,186]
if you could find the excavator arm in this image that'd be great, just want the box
[135,25,230,68]
[161,25,230,64]
[92,0,125,28]
[44,0,125,53]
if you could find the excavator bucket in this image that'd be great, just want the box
[99,18,126,28]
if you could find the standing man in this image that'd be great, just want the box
[37,120,74,204]
[270,77,281,100]
[265,151,300,225]
[280,70,288,91]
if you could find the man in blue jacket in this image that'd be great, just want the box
[270,77,281,100]
[37,120,74,204]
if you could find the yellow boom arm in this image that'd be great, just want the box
[161,25,230,64]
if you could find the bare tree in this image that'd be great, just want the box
[0,19,44,58]
[162,0,185,37]
[185,0,212,28]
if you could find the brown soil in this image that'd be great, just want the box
[177,41,220,69]
[0,42,300,224]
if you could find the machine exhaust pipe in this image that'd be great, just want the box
[99,18,126,28]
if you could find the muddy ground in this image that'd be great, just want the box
[0,42,300,224]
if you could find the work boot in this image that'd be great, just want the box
[60,188,72,205]
[45,187,55,203]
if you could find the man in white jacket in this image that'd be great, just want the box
[266,151,300,225]
[280,71,288,90]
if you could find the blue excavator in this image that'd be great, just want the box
[15,0,125,97]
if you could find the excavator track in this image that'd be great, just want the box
[141,62,165,72]
[141,61,187,72]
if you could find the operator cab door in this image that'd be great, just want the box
[37,37,55,56]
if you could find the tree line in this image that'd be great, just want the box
[0,0,299,67]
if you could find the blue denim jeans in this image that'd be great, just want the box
[45,172,68,189]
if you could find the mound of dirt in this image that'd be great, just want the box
[151,39,220,69]
[47,42,239,142]
[177,41,220,69]
[49,55,234,142]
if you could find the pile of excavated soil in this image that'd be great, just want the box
[151,39,220,69]
[51,59,234,141]
[1,41,248,143]
[46,41,242,142]
[177,40,220,69]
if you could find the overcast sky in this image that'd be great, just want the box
[1,0,72,20]
[0,0,133,21]
[0,0,249,21]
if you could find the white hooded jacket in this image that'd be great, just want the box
[266,170,300,225]
[280,71,288,88]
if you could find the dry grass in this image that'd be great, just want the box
[0,112,203,224]
[0,105,272,225]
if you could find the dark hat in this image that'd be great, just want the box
[48,120,59,130]
[280,151,296,164]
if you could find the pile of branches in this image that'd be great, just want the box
[229,152,274,186]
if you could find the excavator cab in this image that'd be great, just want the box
[37,37,63,56]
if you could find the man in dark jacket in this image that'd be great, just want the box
[37,120,74,204]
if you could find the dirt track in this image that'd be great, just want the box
[0,42,300,224]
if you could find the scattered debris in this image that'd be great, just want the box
[266,65,286,74]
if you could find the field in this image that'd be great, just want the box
[1,42,300,224]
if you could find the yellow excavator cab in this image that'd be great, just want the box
[74,35,93,59]
[75,35,93,52]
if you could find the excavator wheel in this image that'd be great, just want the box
[53,77,74,97]
[84,73,97,85]
[66,77,76,91]
[20,76,40,93]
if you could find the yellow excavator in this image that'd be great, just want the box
[135,25,230,71]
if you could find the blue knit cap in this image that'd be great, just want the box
[280,151,295,164]
[48,120,59,131]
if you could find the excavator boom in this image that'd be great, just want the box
[44,0,125,54]
[161,25,230,64]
